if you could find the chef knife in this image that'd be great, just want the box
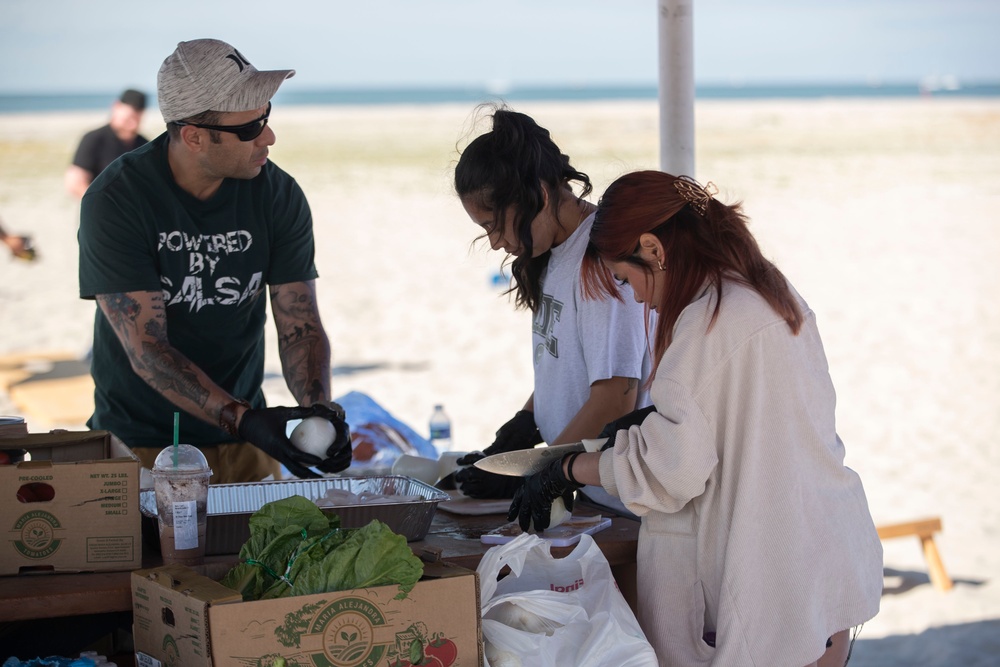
[472,438,607,477]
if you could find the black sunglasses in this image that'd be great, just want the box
[175,102,271,141]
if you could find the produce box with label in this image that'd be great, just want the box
[0,429,141,575]
[132,496,483,667]
[133,563,482,667]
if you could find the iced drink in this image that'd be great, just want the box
[152,444,212,569]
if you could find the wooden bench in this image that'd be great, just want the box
[877,516,953,591]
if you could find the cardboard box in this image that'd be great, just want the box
[132,564,243,667]
[0,430,141,575]
[132,562,483,667]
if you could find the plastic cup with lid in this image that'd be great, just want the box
[152,444,212,568]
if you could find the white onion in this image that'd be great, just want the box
[548,496,571,528]
[487,601,562,635]
[529,496,571,532]
[289,416,336,457]
[485,645,523,667]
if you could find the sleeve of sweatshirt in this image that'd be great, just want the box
[599,376,718,516]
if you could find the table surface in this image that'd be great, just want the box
[0,505,639,623]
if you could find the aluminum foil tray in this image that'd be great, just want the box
[140,475,448,554]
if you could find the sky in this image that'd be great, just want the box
[1,0,998,94]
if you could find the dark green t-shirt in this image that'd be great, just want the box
[78,132,318,448]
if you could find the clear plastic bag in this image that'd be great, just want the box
[477,533,658,667]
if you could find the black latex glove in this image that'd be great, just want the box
[597,405,657,450]
[457,410,542,464]
[453,467,525,499]
[454,410,542,499]
[508,455,583,532]
[325,401,347,420]
[238,404,351,479]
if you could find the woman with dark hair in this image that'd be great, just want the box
[510,170,883,666]
[452,107,652,516]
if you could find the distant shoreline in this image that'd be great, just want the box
[2,81,999,114]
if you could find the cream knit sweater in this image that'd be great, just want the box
[600,280,883,666]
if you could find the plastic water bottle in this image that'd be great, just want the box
[429,404,453,453]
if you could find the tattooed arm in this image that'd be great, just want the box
[96,290,244,427]
[269,280,333,408]
[549,376,640,445]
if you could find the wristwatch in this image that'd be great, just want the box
[219,398,251,437]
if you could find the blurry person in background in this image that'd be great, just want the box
[65,88,149,199]
[0,216,35,261]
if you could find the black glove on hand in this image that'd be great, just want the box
[598,405,657,450]
[508,455,583,532]
[238,404,350,479]
[456,410,542,465]
[454,410,542,499]
[453,467,525,499]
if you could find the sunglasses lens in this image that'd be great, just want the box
[237,119,267,141]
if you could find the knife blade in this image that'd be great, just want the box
[473,438,606,477]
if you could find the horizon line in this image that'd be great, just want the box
[2,77,1000,97]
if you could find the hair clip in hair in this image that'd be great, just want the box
[674,176,718,215]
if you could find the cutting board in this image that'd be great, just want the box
[437,492,511,516]
[481,515,611,547]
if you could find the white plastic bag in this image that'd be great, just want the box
[477,532,658,667]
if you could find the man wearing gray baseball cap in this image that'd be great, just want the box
[78,39,352,483]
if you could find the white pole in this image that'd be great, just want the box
[657,0,695,176]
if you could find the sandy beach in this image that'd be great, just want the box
[1,97,999,665]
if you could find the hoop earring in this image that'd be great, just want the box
[657,260,665,271]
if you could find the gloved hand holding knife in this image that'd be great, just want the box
[506,405,658,530]
[453,410,542,498]
[508,454,583,531]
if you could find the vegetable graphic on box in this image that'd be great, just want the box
[425,634,458,666]
[11,510,62,559]
[243,594,392,666]
[386,623,458,667]
[275,600,330,647]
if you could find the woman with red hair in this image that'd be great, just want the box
[510,171,883,666]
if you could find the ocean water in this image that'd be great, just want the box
[1,82,998,114]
